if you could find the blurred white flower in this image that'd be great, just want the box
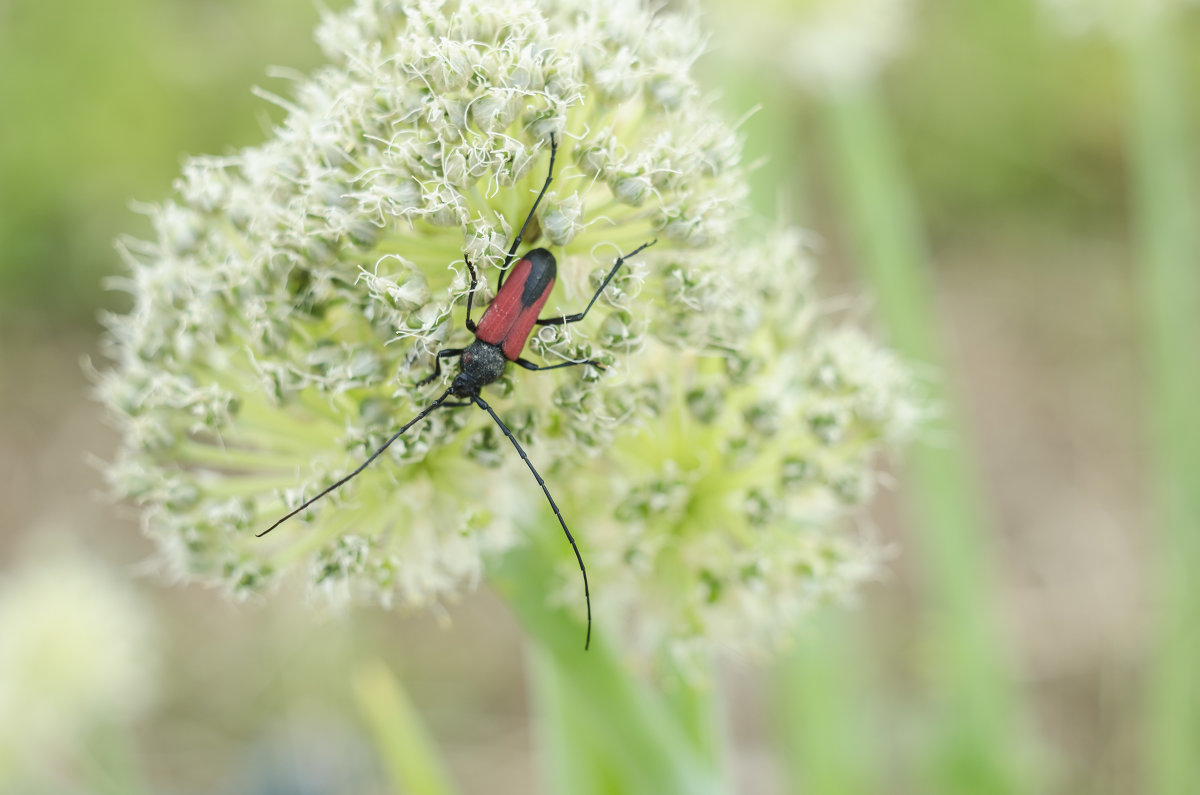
[1039,0,1198,36]
[716,0,915,93]
[0,544,156,779]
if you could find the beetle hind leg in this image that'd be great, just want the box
[535,238,657,327]
[514,356,605,373]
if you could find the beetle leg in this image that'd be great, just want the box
[415,347,465,386]
[514,356,605,372]
[463,257,480,333]
[536,239,656,326]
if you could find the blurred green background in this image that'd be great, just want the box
[2,0,1198,793]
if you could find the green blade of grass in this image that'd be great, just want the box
[1125,14,1200,795]
[819,85,1037,793]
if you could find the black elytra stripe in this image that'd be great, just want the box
[519,248,557,306]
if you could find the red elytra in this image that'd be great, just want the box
[473,247,557,360]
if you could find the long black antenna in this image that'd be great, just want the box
[473,394,591,650]
[258,389,454,537]
[496,132,558,289]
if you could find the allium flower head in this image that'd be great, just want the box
[101,0,743,606]
[100,0,917,657]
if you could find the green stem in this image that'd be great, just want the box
[174,440,309,471]
[527,646,613,795]
[496,542,723,795]
[351,659,458,795]
[661,662,728,787]
[775,614,878,795]
[80,725,150,795]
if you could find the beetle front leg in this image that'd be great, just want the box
[415,347,465,387]
[463,257,481,334]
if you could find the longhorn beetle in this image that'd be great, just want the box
[259,133,656,650]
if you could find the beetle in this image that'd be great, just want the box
[260,133,655,650]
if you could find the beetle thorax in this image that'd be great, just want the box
[450,339,508,397]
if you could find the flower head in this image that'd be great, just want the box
[100,0,917,658]
[101,0,744,607]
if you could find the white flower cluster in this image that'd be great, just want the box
[100,0,918,658]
